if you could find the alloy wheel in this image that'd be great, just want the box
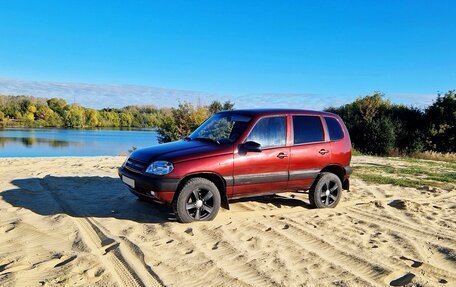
[185,188,214,220]
[320,179,339,206]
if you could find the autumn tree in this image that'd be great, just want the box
[64,104,85,127]
[208,100,235,114]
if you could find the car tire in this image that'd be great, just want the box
[173,178,221,223]
[309,172,342,208]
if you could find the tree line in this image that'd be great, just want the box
[0,95,161,128]
[325,90,455,155]
[0,95,234,144]
[1,91,454,155]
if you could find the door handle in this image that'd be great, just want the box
[319,149,329,155]
[277,152,288,159]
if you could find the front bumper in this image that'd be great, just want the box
[118,166,179,204]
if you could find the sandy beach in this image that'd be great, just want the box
[0,156,455,286]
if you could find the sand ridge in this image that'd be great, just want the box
[0,156,455,286]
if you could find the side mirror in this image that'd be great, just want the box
[241,141,262,153]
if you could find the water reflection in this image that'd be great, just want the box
[0,137,77,148]
[0,128,159,157]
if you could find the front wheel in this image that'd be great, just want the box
[309,172,342,208]
[173,178,221,223]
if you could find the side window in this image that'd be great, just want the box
[324,117,344,141]
[246,116,286,148]
[293,116,324,144]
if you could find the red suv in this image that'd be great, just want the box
[118,109,352,223]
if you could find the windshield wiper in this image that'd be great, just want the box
[184,137,192,141]
[192,137,220,144]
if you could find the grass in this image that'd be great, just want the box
[400,156,456,167]
[352,149,456,163]
[353,159,456,189]
[356,173,427,188]
[428,172,456,183]
[410,151,456,163]
[351,149,363,156]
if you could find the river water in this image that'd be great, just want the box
[0,128,159,157]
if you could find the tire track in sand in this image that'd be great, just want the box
[167,226,274,287]
[345,207,456,282]
[286,215,456,285]
[247,220,384,287]
[347,207,456,250]
[40,177,163,287]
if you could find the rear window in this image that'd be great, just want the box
[324,117,344,141]
[292,116,324,144]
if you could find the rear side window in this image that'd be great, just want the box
[246,116,286,148]
[324,117,344,141]
[293,116,324,144]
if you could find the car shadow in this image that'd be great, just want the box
[230,194,313,209]
[2,175,312,223]
[2,175,175,223]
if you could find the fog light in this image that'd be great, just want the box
[150,191,156,197]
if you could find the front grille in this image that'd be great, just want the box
[125,158,147,173]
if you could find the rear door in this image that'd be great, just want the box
[323,116,352,168]
[288,115,332,191]
[232,115,290,197]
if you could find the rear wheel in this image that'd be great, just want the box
[309,172,342,208]
[173,178,221,223]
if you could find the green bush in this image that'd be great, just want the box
[326,91,455,155]
[326,93,398,155]
[390,105,426,153]
[425,90,456,152]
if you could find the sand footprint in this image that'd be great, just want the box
[0,221,18,233]
[0,261,13,273]
[399,256,423,268]
[54,255,77,268]
[389,272,415,286]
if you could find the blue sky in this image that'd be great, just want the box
[0,1,455,109]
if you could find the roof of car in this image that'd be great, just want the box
[218,108,337,117]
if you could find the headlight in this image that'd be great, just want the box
[145,161,174,175]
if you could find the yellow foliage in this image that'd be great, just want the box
[25,112,35,121]
[354,92,390,122]
[27,105,37,114]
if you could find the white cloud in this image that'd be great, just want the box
[233,93,350,110]
[0,78,220,109]
[0,77,438,110]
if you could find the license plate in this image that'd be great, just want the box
[122,175,135,188]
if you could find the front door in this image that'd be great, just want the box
[232,116,290,197]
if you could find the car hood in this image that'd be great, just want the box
[130,140,232,163]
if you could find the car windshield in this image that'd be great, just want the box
[189,113,252,144]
